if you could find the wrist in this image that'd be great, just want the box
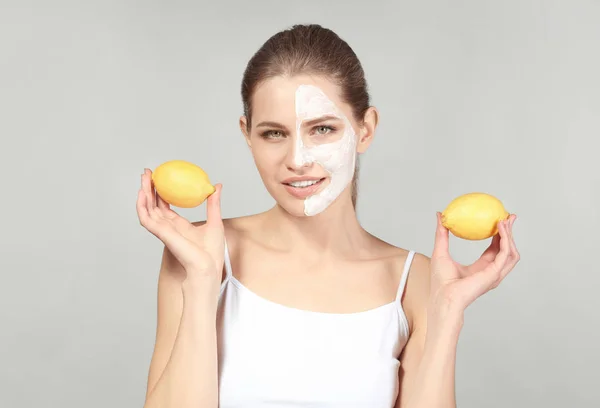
[182,274,221,312]
[427,294,465,335]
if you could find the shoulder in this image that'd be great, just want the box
[373,238,431,334]
[401,251,431,333]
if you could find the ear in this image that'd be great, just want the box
[239,116,252,148]
[356,106,379,154]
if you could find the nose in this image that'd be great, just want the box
[284,133,311,171]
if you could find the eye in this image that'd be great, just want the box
[314,125,335,135]
[261,130,285,139]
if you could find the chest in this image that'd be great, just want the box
[216,283,407,408]
[233,251,399,314]
[219,355,400,407]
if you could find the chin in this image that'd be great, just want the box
[277,199,310,218]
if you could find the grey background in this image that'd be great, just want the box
[1,0,598,407]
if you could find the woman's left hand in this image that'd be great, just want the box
[429,213,520,312]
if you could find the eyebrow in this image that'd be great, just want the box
[255,121,289,130]
[255,115,341,130]
[302,115,342,127]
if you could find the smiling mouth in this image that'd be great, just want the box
[282,177,326,199]
[283,178,326,188]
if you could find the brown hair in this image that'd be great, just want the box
[240,24,371,208]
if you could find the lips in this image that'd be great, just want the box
[282,177,326,199]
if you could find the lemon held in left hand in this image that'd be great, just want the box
[441,192,510,240]
[151,160,216,208]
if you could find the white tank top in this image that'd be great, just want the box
[216,242,416,407]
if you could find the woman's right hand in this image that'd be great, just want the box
[136,168,225,284]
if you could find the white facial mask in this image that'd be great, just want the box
[294,84,358,216]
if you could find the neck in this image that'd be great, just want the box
[263,198,367,257]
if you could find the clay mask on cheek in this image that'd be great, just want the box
[294,85,358,216]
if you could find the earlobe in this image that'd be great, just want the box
[239,116,252,148]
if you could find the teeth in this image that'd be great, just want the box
[289,180,319,188]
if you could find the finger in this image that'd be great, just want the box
[504,216,520,272]
[464,218,517,296]
[157,193,170,211]
[148,169,157,209]
[142,169,156,212]
[156,193,178,219]
[490,220,511,273]
[432,212,450,259]
[136,189,152,227]
[507,214,515,240]
[149,205,165,223]
[479,214,510,262]
[479,233,501,262]
[206,183,223,227]
[507,215,515,249]
[464,221,512,296]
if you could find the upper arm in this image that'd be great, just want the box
[144,246,186,399]
[395,253,431,408]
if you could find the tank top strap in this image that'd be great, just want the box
[395,250,416,304]
[220,239,233,294]
[224,239,234,279]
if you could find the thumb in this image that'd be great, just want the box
[206,183,223,226]
[432,212,450,259]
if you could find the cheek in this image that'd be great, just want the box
[251,142,285,172]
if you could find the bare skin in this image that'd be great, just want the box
[139,74,520,408]
[143,207,432,408]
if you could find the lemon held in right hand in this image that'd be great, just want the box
[151,160,216,208]
[440,192,510,240]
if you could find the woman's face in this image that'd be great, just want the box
[240,75,376,217]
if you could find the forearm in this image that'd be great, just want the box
[144,281,220,408]
[404,300,464,408]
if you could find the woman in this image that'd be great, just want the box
[137,24,519,408]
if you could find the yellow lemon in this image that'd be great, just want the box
[151,160,215,208]
[441,192,510,240]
